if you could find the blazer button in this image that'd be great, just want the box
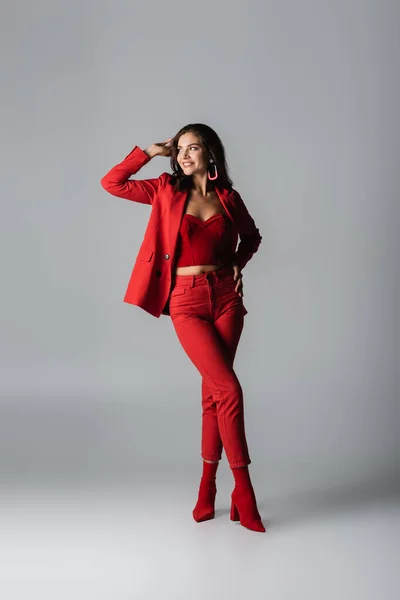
[164,254,170,260]
[156,269,162,277]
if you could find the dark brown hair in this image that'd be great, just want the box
[169,123,233,191]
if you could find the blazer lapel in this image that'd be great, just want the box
[168,187,189,251]
[215,186,235,222]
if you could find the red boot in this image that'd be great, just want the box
[230,466,266,533]
[192,460,219,522]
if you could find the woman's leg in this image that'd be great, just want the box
[171,311,250,468]
[201,381,222,460]
[170,269,265,531]
[200,306,244,462]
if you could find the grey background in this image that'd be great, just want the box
[2,0,399,486]
[0,0,399,596]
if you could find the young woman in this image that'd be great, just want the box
[101,123,265,532]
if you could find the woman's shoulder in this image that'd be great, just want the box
[158,172,178,188]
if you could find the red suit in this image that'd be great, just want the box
[100,146,262,318]
[100,146,262,471]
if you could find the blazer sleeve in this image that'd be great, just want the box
[100,146,167,205]
[231,190,262,271]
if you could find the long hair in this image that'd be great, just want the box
[169,123,233,192]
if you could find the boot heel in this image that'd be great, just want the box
[230,500,240,521]
[230,488,266,532]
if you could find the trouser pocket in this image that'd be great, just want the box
[170,285,190,298]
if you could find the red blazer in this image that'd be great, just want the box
[100,146,262,318]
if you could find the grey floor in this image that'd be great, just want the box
[1,475,399,600]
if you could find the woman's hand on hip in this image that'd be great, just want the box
[233,264,244,297]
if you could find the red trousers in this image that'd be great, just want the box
[169,266,251,468]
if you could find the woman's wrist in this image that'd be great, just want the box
[143,145,157,159]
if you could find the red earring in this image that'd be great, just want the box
[208,161,218,181]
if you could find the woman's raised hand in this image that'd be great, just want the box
[144,138,173,158]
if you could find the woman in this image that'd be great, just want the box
[101,123,265,532]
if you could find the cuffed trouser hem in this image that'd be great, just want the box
[230,459,252,468]
[201,454,222,462]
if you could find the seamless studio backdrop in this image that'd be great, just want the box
[1,1,399,499]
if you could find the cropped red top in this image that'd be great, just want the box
[174,212,234,268]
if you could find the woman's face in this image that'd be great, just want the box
[176,132,208,177]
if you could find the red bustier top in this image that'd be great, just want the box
[174,212,234,268]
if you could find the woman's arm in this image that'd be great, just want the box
[231,190,262,271]
[100,140,171,205]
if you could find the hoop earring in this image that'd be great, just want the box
[208,161,218,181]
